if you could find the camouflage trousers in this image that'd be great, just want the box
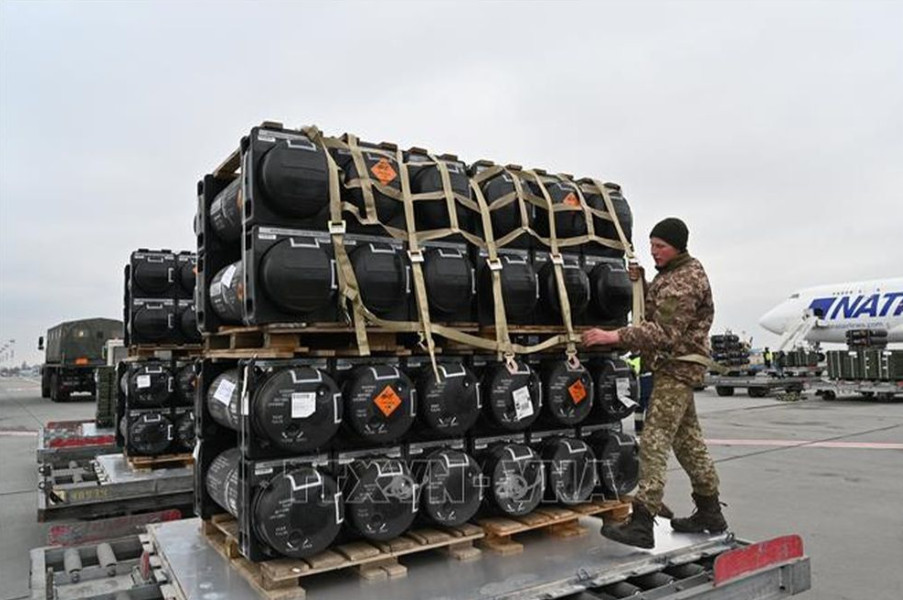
[635,373,720,514]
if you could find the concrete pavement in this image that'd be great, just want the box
[1,376,902,599]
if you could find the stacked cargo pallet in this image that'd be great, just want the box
[781,348,822,369]
[115,250,203,468]
[826,329,903,381]
[711,333,749,372]
[94,366,117,427]
[191,121,643,596]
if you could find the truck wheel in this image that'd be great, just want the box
[49,374,68,403]
[715,386,734,397]
[822,390,836,401]
[49,374,60,402]
[41,381,50,398]
[748,387,768,398]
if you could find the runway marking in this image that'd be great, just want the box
[0,429,38,437]
[706,438,903,450]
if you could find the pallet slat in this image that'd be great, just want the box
[200,516,483,599]
[477,498,631,556]
[126,453,195,471]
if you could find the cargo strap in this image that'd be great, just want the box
[470,164,533,249]
[309,126,415,356]
[470,180,514,360]
[395,147,440,380]
[523,169,579,360]
[589,179,644,325]
[671,353,728,375]
[316,131,372,356]
[302,125,584,358]
[401,152,484,248]
[312,132,409,240]
[343,134,383,225]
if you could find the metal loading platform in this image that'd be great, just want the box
[147,517,809,600]
[38,453,194,523]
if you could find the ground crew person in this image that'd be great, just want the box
[582,217,727,549]
[627,354,651,435]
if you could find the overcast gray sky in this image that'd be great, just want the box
[1,0,901,365]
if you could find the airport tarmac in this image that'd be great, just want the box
[1,375,901,600]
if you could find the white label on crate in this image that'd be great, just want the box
[291,392,317,419]
[213,379,236,405]
[221,264,237,288]
[616,377,637,409]
[512,386,534,421]
[136,375,151,389]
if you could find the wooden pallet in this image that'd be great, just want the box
[203,323,418,358]
[476,497,632,555]
[126,452,195,471]
[201,514,483,600]
[442,324,622,355]
[480,325,596,335]
[127,344,205,359]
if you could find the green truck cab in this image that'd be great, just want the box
[39,318,123,402]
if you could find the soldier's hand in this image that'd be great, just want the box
[628,262,644,282]
[582,328,620,348]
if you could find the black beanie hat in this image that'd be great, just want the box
[650,217,689,252]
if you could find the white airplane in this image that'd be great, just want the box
[759,277,903,345]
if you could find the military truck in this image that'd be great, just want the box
[39,318,123,402]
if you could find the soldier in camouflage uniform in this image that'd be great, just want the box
[582,217,727,549]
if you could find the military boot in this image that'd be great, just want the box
[671,493,728,534]
[601,502,655,549]
[658,502,675,520]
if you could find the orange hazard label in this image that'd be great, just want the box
[568,380,587,404]
[374,385,402,417]
[563,192,580,207]
[370,158,398,185]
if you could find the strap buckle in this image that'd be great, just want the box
[550,253,564,266]
[486,258,503,271]
[566,348,580,369]
[328,220,347,235]
[504,352,518,374]
[407,250,424,264]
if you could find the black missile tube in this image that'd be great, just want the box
[205,448,342,558]
[479,443,544,517]
[412,449,482,527]
[341,457,419,541]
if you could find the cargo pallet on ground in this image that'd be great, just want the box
[704,374,818,398]
[146,516,809,600]
[37,420,118,464]
[29,533,178,600]
[199,514,484,599]
[37,453,194,524]
[813,378,903,401]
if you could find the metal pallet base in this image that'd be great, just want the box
[38,453,194,523]
[147,518,809,600]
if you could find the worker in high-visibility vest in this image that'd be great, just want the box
[627,355,652,435]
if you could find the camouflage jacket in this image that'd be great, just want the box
[617,253,714,386]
